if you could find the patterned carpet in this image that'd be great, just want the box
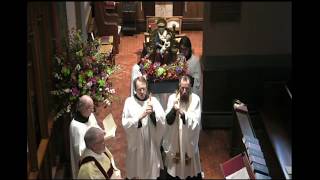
[96,31,230,179]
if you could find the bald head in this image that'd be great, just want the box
[77,95,94,117]
[79,95,93,104]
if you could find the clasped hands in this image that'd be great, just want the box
[174,98,185,117]
[139,95,154,120]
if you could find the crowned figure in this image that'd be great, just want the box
[142,18,178,65]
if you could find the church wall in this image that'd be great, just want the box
[201,2,292,128]
[203,2,291,57]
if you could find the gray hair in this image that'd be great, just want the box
[84,127,103,149]
[133,76,148,91]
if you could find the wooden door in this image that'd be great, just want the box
[182,2,204,30]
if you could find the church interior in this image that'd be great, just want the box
[27,1,292,179]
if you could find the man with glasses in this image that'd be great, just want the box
[70,95,98,179]
[163,75,202,179]
[77,127,121,179]
[122,76,166,179]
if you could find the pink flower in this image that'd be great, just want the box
[71,87,79,96]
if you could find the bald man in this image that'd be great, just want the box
[70,95,98,179]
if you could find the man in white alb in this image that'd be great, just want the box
[122,76,166,179]
[163,75,202,179]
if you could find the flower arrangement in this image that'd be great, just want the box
[139,54,188,82]
[51,29,117,120]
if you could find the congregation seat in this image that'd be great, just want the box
[258,82,292,179]
[230,81,292,179]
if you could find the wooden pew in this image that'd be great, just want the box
[231,101,272,179]
[231,82,292,179]
[259,82,292,179]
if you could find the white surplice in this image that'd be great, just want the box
[187,54,202,99]
[122,96,166,179]
[69,113,98,179]
[130,64,142,96]
[163,93,202,179]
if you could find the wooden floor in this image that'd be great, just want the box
[95,31,230,179]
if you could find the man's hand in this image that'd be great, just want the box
[174,95,182,115]
[174,96,185,120]
[139,108,152,120]
[139,95,153,120]
[145,106,153,114]
[146,93,153,113]
[173,98,180,111]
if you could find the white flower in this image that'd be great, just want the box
[66,105,71,112]
[75,64,81,71]
[63,88,71,93]
[99,88,102,91]
[110,89,115,94]
[56,57,61,64]
[87,81,92,88]
[54,73,59,79]
[104,99,111,106]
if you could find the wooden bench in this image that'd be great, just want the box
[259,82,292,179]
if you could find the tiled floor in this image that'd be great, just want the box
[96,31,230,179]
